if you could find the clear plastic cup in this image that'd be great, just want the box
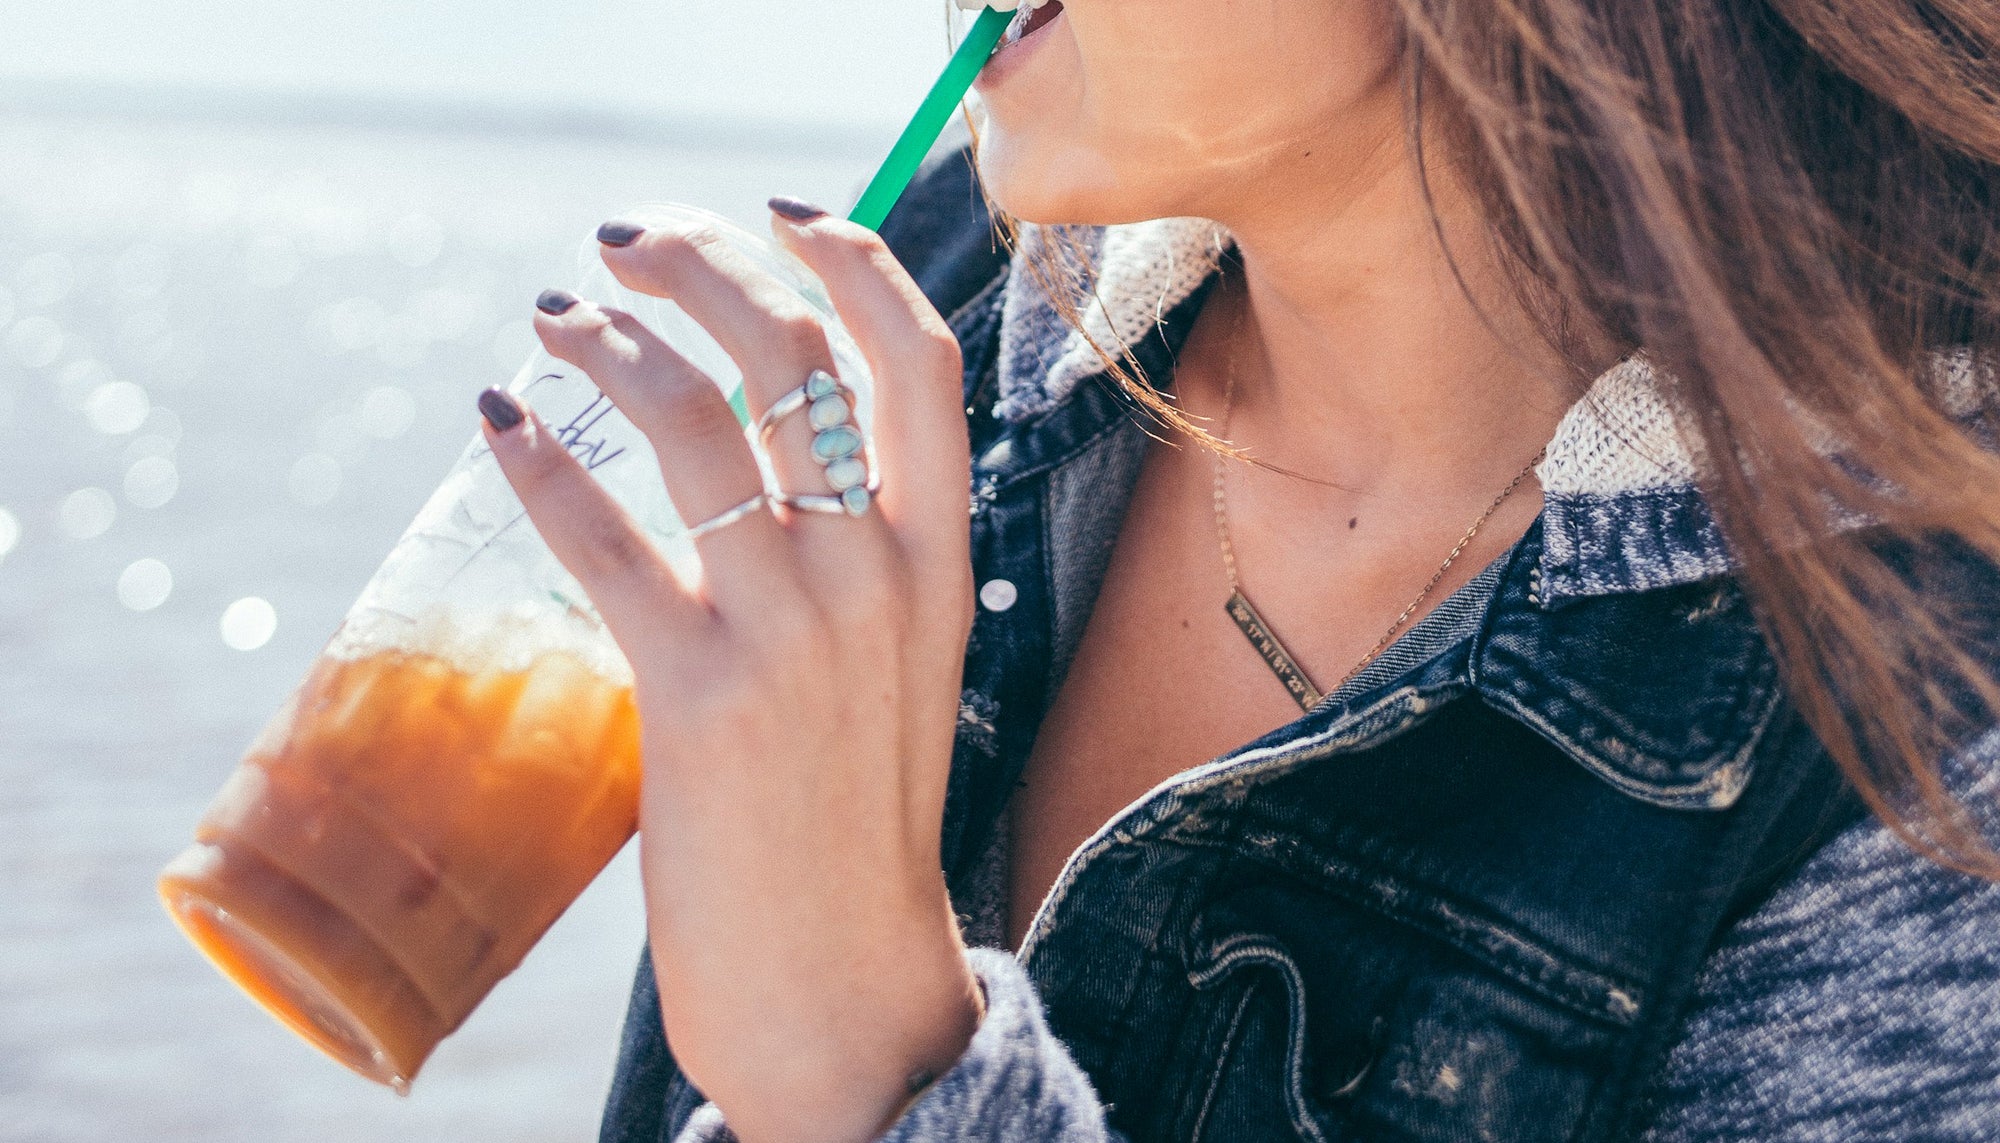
[157,205,874,1091]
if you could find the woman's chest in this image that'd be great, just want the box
[1003,570,1289,947]
[1004,445,1329,949]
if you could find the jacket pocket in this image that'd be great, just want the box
[1184,922,1629,1143]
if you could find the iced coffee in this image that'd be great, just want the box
[158,616,641,1090]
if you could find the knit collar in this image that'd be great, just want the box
[988,217,1728,605]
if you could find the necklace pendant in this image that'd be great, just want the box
[1225,590,1324,713]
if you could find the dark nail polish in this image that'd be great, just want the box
[596,220,645,247]
[478,387,525,432]
[536,289,579,315]
[768,195,828,223]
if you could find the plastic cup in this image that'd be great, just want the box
[157,205,875,1090]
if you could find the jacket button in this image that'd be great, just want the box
[979,578,1019,613]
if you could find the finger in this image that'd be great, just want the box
[476,388,713,658]
[765,207,975,804]
[765,202,971,568]
[590,219,847,511]
[531,290,796,605]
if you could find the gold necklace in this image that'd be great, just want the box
[1209,317,1546,713]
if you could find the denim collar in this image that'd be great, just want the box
[987,218,1725,608]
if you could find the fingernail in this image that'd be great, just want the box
[596,220,645,247]
[536,289,579,315]
[768,195,828,223]
[478,387,525,432]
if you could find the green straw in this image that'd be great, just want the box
[726,9,1006,424]
[847,5,1012,232]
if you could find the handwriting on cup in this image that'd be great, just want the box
[552,392,626,472]
[487,374,626,472]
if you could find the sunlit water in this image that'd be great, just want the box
[0,108,885,1142]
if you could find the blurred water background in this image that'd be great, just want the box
[0,4,965,1140]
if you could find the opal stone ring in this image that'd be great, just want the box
[756,369,875,517]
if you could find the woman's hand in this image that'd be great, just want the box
[480,200,981,1143]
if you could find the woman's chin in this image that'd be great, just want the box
[975,139,1129,227]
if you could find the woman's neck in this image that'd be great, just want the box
[1192,135,1592,501]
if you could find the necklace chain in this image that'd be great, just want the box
[1209,300,1546,709]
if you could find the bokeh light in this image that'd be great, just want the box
[123,456,180,509]
[57,487,117,540]
[219,596,279,651]
[116,558,174,611]
[8,315,65,368]
[0,506,20,562]
[408,286,491,343]
[85,380,151,435]
[310,296,388,355]
[15,251,77,307]
[360,385,417,440]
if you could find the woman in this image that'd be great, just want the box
[477,0,2000,1139]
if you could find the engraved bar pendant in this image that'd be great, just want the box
[1225,590,1324,712]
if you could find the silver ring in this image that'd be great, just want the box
[753,386,810,447]
[684,493,768,540]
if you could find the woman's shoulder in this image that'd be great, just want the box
[1638,726,2000,1141]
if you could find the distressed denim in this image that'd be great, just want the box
[597,151,2000,1143]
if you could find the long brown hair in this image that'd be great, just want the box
[983,0,2000,873]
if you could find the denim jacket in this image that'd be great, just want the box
[599,151,2000,1143]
